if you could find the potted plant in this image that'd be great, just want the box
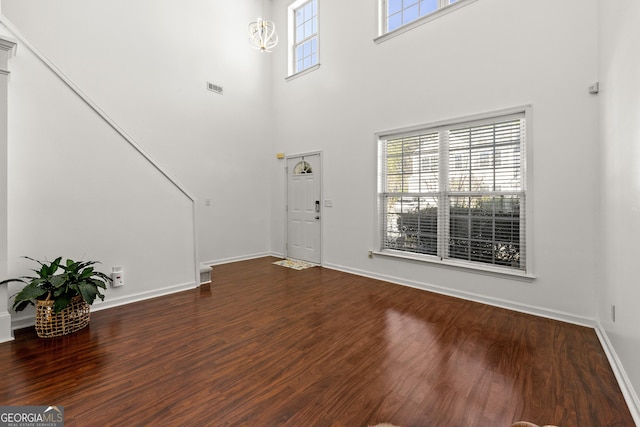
[1,256,111,337]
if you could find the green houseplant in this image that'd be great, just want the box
[1,256,111,337]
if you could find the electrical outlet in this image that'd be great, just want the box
[111,266,124,287]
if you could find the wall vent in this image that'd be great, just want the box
[207,82,223,95]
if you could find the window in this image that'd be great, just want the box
[377,0,477,41]
[294,161,313,174]
[288,0,319,76]
[377,109,529,275]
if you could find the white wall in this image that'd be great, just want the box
[1,0,274,267]
[270,0,600,320]
[0,0,275,327]
[598,0,640,416]
[0,23,196,325]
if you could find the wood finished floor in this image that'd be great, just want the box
[0,257,633,427]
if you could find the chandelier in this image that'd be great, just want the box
[248,18,278,52]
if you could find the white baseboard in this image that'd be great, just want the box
[201,252,273,267]
[91,281,197,313]
[11,281,197,331]
[595,323,640,426]
[322,261,595,327]
[0,311,13,343]
[11,311,35,331]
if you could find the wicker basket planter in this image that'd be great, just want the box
[2,257,110,338]
[35,295,91,338]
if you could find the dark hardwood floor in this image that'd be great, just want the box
[0,257,633,427]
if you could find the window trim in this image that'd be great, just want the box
[287,0,320,79]
[374,106,534,279]
[285,63,321,82]
[375,0,479,44]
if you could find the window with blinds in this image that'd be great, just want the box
[378,112,527,272]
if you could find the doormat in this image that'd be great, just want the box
[273,259,317,270]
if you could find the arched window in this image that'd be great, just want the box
[294,160,313,175]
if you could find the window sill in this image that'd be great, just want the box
[374,0,479,45]
[372,249,536,281]
[285,63,321,82]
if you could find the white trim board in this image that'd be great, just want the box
[322,261,594,327]
[92,281,197,313]
[0,311,12,343]
[595,324,640,425]
[10,280,197,332]
[269,251,285,259]
[201,251,273,268]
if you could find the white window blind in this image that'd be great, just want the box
[378,112,527,272]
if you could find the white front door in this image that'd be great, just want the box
[286,153,321,264]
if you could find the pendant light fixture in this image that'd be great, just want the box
[248,1,278,52]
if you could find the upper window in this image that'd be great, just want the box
[377,109,530,275]
[288,0,319,76]
[377,0,477,41]
[386,0,456,32]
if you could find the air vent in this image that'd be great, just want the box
[207,82,223,95]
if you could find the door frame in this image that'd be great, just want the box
[284,151,322,265]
